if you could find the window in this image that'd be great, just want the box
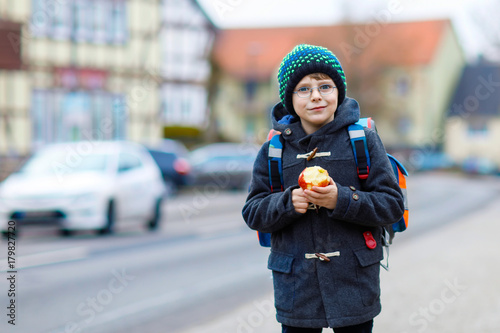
[118,152,142,172]
[112,94,127,139]
[31,89,61,145]
[30,0,50,36]
[162,84,176,123]
[181,96,191,122]
[51,0,72,40]
[30,0,128,45]
[395,75,410,96]
[91,93,127,140]
[468,118,488,137]
[73,0,93,42]
[93,0,110,44]
[31,90,47,147]
[91,92,107,140]
[61,91,92,142]
[110,0,128,44]
[31,89,127,146]
[245,80,257,102]
[398,116,412,135]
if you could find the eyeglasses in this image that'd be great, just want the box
[293,84,336,98]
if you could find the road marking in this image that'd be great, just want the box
[0,247,88,272]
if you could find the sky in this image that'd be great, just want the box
[197,0,498,61]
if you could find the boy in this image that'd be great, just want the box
[242,44,404,333]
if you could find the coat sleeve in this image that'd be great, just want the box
[242,142,303,233]
[328,128,405,227]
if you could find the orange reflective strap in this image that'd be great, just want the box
[398,168,407,189]
[267,129,281,141]
[397,168,409,228]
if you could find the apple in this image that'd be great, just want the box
[298,166,330,190]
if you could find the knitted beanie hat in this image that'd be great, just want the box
[278,44,347,116]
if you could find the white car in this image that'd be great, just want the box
[0,141,166,236]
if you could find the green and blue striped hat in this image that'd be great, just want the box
[278,44,347,116]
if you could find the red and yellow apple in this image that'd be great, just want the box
[298,166,330,190]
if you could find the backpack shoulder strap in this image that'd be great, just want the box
[268,132,284,193]
[348,121,371,180]
[259,131,284,247]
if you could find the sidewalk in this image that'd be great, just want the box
[180,195,500,333]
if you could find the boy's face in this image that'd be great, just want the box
[292,73,338,135]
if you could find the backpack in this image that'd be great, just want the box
[257,117,409,270]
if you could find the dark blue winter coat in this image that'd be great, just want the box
[242,98,405,328]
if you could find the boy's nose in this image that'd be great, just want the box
[310,89,322,100]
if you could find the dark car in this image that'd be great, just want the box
[462,156,498,175]
[147,139,192,195]
[189,142,260,190]
[409,150,455,172]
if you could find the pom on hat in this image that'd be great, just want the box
[277,44,347,116]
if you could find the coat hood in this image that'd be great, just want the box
[271,97,361,139]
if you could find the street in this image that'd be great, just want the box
[1,172,500,333]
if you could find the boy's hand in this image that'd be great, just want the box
[292,188,309,214]
[303,177,338,210]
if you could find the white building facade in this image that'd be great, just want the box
[160,0,214,131]
[0,0,215,158]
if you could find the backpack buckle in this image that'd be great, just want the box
[357,166,369,180]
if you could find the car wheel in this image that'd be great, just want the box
[147,197,163,231]
[98,200,115,235]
